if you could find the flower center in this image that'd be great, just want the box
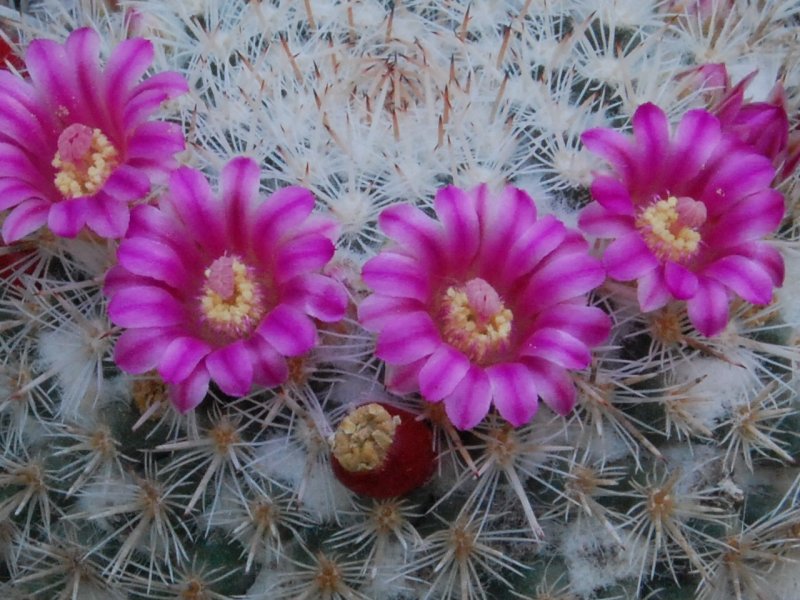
[332,403,400,472]
[635,196,706,263]
[439,277,513,364]
[199,255,266,339]
[52,124,119,198]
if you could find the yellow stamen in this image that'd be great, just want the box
[52,126,118,198]
[199,256,265,338]
[636,196,705,263]
[439,277,513,364]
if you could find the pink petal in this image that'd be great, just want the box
[123,71,188,127]
[252,186,315,254]
[25,37,79,118]
[108,285,186,327]
[126,121,186,164]
[102,165,150,202]
[603,233,659,281]
[578,202,635,237]
[581,128,636,184]
[158,336,212,384]
[418,344,471,402]
[523,357,576,415]
[731,242,784,286]
[664,261,699,300]
[699,150,775,215]
[533,305,611,347]
[0,94,52,156]
[47,197,88,238]
[84,193,130,239]
[385,358,425,395]
[165,167,226,255]
[474,186,537,273]
[589,175,635,215]
[671,109,722,180]
[487,363,539,427]
[169,364,211,413]
[2,198,49,243]
[434,185,480,268]
[257,304,316,356]
[127,204,197,259]
[248,335,289,387]
[521,251,605,308]
[206,341,254,397]
[116,237,190,289]
[0,180,41,212]
[65,28,105,128]
[274,234,335,284]
[444,365,492,430]
[104,38,154,105]
[637,267,672,312]
[357,294,425,331]
[704,189,784,247]
[686,278,730,337]
[374,311,440,365]
[500,215,567,284]
[520,327,592,369]
[379,203,444,268]
[221,157,260,250]
[632,103,670,191]
[282,273,348,322]
[703,255,774,305]
[361,252,430,302]
[114,327,176,374]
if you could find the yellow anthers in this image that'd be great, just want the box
[52,124,119,198]
[199,255,265,337]
[332,403,400,472]
[440,277,513,364]
[636,196,706,263]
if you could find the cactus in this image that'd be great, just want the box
[1,1,799,599]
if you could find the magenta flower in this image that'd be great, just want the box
[105,157,349,412]
[358,185,610,430]
[0,27,188,243]
[579,103,785,337]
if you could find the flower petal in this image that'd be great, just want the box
[117,237,190,289]
[487,363,539,427]
[521,250,605,308]
[434,185,480,268]
[520,327,592,369]
[283,273,348,322]
[273,234,335,284]
[221,156,260,250]
[102,164,150,202]
[444,366,492,430]
[248,334,289,387]
[2,198,49,243]
[578,202,635,237]
[671,109,722,180]
[47,197,88,238]
[664,261,699,300]
[169,364,210,413]
[361,252,430,302]
[637,267,672,312]
[581,127,637,184]
[523,357,576,415]
[385,358,425,395]
[589,175,635,215]
[108,285,185,327]
[703,255,774,305]
[418,344,470,402]
[374,311,440,365]
[206,341,254,397]
[704,189,784,247]
[632,103,670,191]
[500,215,567,284]
[379,203,444,268]
[84,193,130,239]
[165,167,226,255]
[534,305,611,347]
[158,336,212,384]
[603,233,659,281]
[475,186,537,273]
[686,278,729,337]
[114,327,176,374]
[257,304,316,357]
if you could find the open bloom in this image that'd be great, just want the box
[359,185,610,430]
[105,157,348,411]
[579,103,785,337]
[0,27,187,243]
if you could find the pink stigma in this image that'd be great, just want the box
[464,278,503,322]
[57,124,94,164]
[674,196,707,229]
[206,256,236,299]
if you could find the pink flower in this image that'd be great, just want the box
[0,28,188,243]
[579,103,785,337]
[105,157,349,412]
[683,65,798,180]
[358,185,610,430]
